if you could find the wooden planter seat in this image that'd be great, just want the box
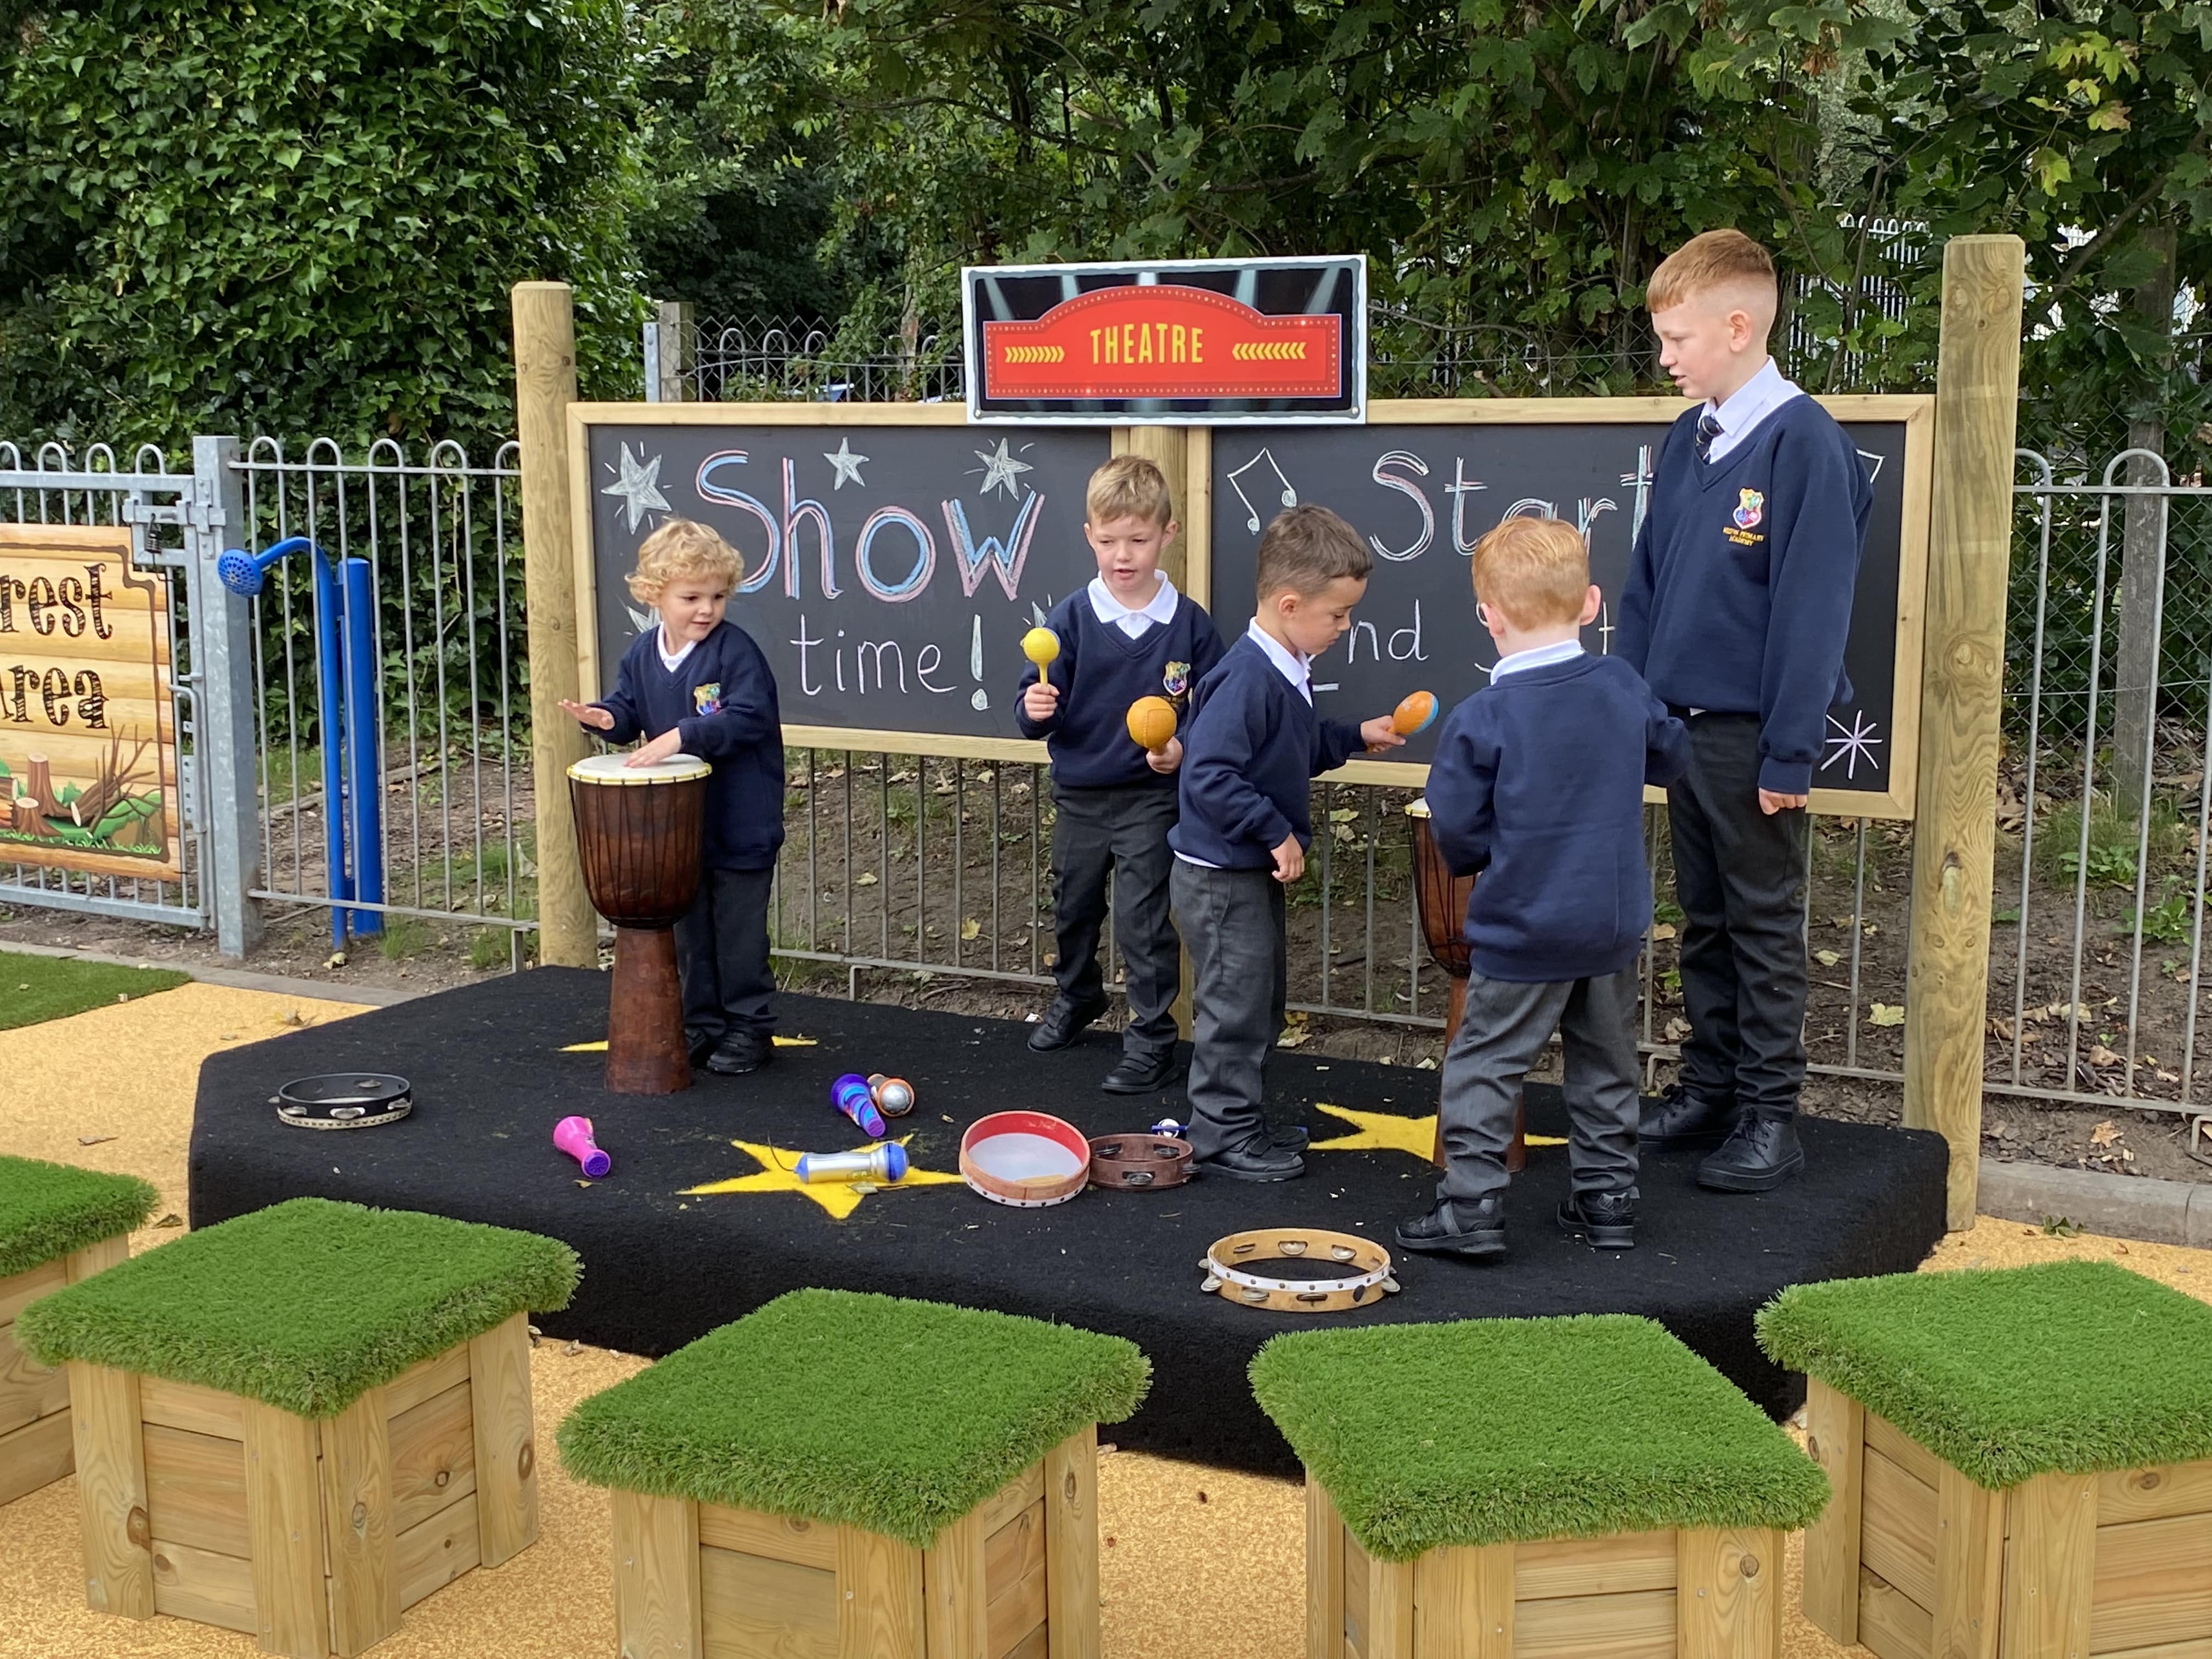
[558,1288,1150,1659]
[1759,1261,2212,1659]
[1250,1313,1832,1659]
[14,1196,578,1658]
[0,1153,154,1506]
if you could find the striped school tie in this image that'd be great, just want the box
[1695,409,1724,464]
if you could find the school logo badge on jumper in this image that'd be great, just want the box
[693,682,724,716]
[1163,661,1191,699]
[1733,488,1765,530]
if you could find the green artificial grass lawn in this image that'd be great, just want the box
[15,1197,578,1418]
[0,1154,157,1280]
[0,949,189,1032]
[1249,1314,1830,1562]
[558,1289,1149,1548]
[1757,1260,2212,1489]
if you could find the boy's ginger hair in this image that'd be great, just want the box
[1471,516,1589,629]
[1085,455,1176,527]
[1256,503,1371,600]
[627,518,743,603]
[1646,229,1777,316]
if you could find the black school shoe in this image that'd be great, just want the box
[1395,1195,1508,1260]
[1557,1189,1637,1249]
[1194,1136,1305,1183]
[685,1027,718,1066]
[1101,1050,1178,1093]
[1696,1113,1804,1192]
[703,1030,773,1076]
[1028,995,1109,1053]
[1638,1083,1739,1151]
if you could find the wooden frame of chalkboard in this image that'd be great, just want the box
[566,401,1108,764]
[1189,394,1935,819]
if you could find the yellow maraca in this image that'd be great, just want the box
[1126,695,1178,753]
[1022,627,1060,671]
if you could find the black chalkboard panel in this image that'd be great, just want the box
[580,417,1111,743]
[1205,407,1922,809]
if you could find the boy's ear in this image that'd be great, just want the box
[1579,584,1603,625]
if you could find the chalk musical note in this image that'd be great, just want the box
[1857,449,1886,484]
[1227,448,1297,535]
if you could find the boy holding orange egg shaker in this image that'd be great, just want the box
[1015,456,1224,1093]
[1397,516,1686,1255]
[1169,505,1407,1181]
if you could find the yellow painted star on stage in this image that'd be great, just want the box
[560,1035,819,1052]
[1307,1100,1566,1159]
[681,1137,963,1220]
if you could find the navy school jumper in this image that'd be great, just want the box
[1014,589,1224,789]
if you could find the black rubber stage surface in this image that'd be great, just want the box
[191,969,1948,1476]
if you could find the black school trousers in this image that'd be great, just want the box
[1049,780,1182,1060]
[677,865,776,1041]
[1666,712,1809,1119]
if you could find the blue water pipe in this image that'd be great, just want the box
[221,537,384,944]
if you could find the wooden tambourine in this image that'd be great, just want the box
[274,1074,413,1130]
[1087,1133,1194,1189]
[1199,1228,1401,1313]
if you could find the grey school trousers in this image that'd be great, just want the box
[1170,859,1286,1158]
[1049,781,1182,1060]
[1437,967,1640,1205]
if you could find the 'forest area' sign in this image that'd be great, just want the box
[0,526,181,879]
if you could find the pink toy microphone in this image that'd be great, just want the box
[554,1115,611,1178]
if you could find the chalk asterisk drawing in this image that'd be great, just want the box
[600,443,670,532]
[971,437,1034,500]
[823,437,870,490]
[1821,710,1884,780]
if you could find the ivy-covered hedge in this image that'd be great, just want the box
[0,0,645,451]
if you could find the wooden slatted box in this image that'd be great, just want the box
[13,1196,578,1659]
[559,1288,1150,1659]
[0,1153,153,1508]
[1763,1261,2212,1659]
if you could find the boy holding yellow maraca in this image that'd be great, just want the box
[1015,456,1224,1093]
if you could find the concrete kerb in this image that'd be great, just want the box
[1978,1155,2212,1248]
[0,939,421,1008]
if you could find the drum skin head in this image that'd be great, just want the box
[274,1073,413,1130]
[568,752,711,785]
[960,1110,1090,1207]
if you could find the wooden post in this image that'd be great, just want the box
[1414,1543,1513,1659]
[922,1507,990,1659]
[320,1384,400,1657]
[1931,1464,2005,1659]
[1042,1425,1100,1659]
[1675,1527,1780,1659]
[1365,1552,1417,1659]
[467,1309,538,1567]
[1903,234,2025,1231]
[1116,425,1198,1040]
[611,1489,704,1659]
[1800,1379,1864,1645]
[1306,1477,1346,1659]
[2000,1471,2097,1659]
[243,1398,332,1658]
[512,281,597,969]
[654,301,697,405]
[67,1360,153,1618]
[2111,224,2176,812]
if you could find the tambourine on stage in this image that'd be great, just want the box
[568,751,711,1094]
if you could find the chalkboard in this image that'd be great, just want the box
[1198,398,1933,816]
[575,410,1111,751]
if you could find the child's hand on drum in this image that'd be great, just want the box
[625,729,685,768]
[560,699,616,731]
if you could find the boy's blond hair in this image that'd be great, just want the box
[627,518,742,603]
[1256,504,1371,600]
[1085,455,1176,527]
[1646,229,1777,315]
[1471,516,1589,629]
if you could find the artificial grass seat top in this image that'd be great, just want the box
[0,1154,157,1279]
[557,1288,1149,1548]
[15,1196,578,1418]
[1757,1259,2212,1491]
[1249,1313,1830,1562]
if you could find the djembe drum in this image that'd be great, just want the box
[1406,798,1525,1172]
[568,752,712,1094]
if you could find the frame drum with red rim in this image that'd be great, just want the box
[960,1110,1091,1207]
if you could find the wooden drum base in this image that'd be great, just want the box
[1428,972,1527,1173]
[607,925,691,1095]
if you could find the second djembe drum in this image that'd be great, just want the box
[1406,797,1525,1171]
[569,752,712,1094]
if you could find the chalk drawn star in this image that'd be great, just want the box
[1821,710,1884,780]
[560,1035,818,1052]
[681,1136,963,1221]
[823,437,871,490]
[971,437,1034,500]
[600,443,670,532]
[1307,1100,1564,1160]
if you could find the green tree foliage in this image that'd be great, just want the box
[0,0,646,451]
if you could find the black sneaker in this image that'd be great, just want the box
[1268,1122,1310,1152]
[703,1030,772,1076]
[1101,1050,1177,1093]
[684,1027,718,1066]
[1557,1189,1638,1249]
[1193,1136,1305,1183]
[1395,1195,1508,1260]
[1028,995,1109,1053]
[1639,1082,1738,1151]
[1697,1113,1804,1192]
